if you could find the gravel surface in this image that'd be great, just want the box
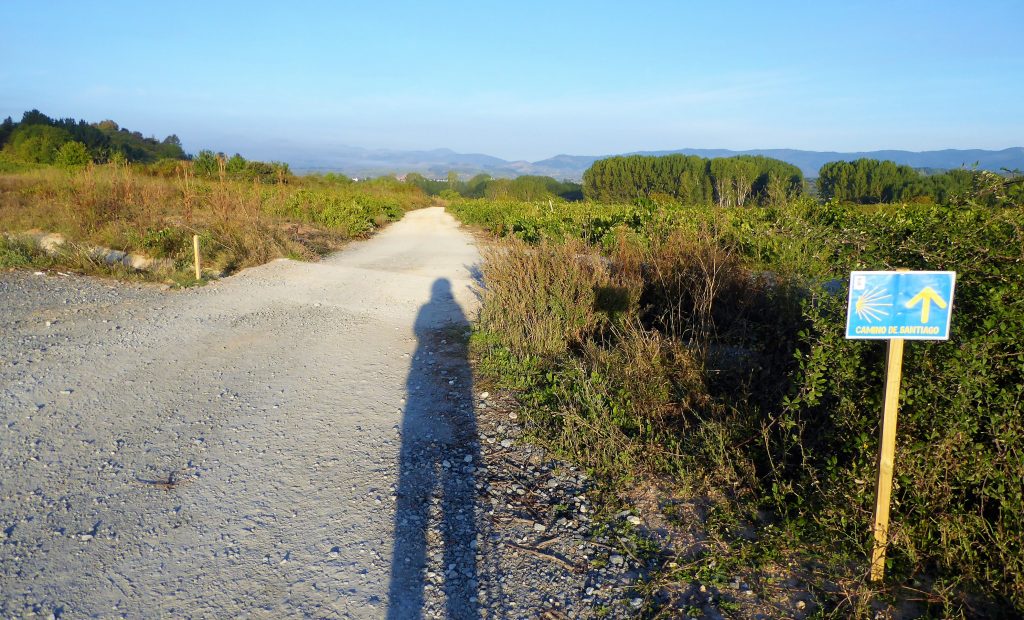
[0,207,649,619]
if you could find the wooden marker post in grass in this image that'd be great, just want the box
[193,234,201,281]
[845,270,956,582]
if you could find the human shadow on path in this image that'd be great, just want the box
[388,279,480,619]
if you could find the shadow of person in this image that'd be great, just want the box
[387,278,480,619]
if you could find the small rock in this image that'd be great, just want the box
[500,439,512,448]
[796,600,807,610]
[533,523,546,532]
[508,412,518,420]
[479,391,489,400]
[463,455,472,463]
[609,554,624,566]
[630,598,644,608]
[626,515,642,526]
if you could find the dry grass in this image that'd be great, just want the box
[0,163,428,279]
[477,237,643,358]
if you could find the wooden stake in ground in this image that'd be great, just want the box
[870,337,905,582]
[193,234,201,281]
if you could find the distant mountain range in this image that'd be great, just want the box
[288,146,1024,180]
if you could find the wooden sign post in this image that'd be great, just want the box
[193,234,201,281]
[845,270,956,582]
[870,337,904,581]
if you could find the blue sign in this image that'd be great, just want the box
[845,271,956,340]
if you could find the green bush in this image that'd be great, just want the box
[55,141,91,168]
[457,197,1024,613]
[773,205,1024,607]
[277,188,414,238]
[2,124,72,164]
[0,236,51,269]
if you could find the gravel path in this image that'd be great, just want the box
[1,207,650,619]
[0,208,481,618]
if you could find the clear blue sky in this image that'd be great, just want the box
[2,0,1021,161]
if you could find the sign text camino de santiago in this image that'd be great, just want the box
[846,271,956,340]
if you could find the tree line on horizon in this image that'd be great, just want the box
[404,171,583,202]
[582,153,1022,207]
[582,153,804,207]
[0,109,186,166]
[3,108,1019,205]
[0,109,291,183]
[817,158,1023,206]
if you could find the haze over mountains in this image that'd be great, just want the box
[287,146,1024,180]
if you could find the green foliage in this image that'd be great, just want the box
[55,141,92,168]
[817,158,1022,207]
[0,152,41,173]
[0,235,50,269]
[189,149,290,183]
[0,117,14,149]
[485,175,583,201]
[582,153,803,206]
[193,150,220,176]
[0,109,187,164]
[454,194,1024,614]
[407,171,583,201]
[95,120,186,163]
[773,204,1024,609]
[273,181,421,237]
[3,124,73,163]
[226,153,247,175]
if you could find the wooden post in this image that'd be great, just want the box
[870,337,905,582]
[193,234,201,281]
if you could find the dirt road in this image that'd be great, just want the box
[0,207,486,617]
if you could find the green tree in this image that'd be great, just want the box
[465,173,492,197]
[55,141,91,168]
[0,116,14,149]
[583,153,798,206]
[193,150,220,176]
[226,153,247,176]
[20,109,52,126]
[819,159,934,204]
[3,124,72,163]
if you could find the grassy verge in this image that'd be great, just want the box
[456,197,1024,617]
[0,163,429,281]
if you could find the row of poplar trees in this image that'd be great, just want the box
[582,154,804,206]
[817,158,980,204]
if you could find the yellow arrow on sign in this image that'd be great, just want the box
[905,287,947,323]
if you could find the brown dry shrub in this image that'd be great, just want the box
[478,237,642,358]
